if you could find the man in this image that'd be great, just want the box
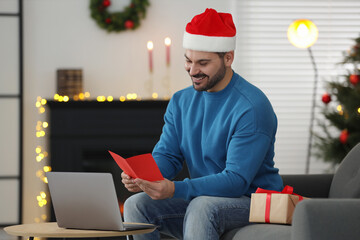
[122,8,283,239]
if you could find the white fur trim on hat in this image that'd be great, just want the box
[183,31,236,52]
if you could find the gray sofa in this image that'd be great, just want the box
[222,142,360,240]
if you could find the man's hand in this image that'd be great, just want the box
[121,172,142,193]
[133,178,175,200]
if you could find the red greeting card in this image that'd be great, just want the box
[108,151,164,182]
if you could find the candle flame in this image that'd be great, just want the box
[147,41,153,50]
[165,37,171,46]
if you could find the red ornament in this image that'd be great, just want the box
[321,93,331,104]
[102,0,111,7]
[349,74,359,85]
[124,20,134,29]
[339,129,349,144]
[105,18,112,24]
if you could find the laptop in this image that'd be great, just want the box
[46,172,156,231]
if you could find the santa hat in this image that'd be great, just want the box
[183,8,236,52]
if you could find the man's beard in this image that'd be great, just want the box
[191,62,226,92]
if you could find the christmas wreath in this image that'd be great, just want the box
[90,0,150,33]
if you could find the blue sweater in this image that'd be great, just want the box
[153,72,283,200]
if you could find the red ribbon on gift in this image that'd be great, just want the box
[255,185,304,223]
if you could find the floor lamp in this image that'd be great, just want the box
[287,19,319,174]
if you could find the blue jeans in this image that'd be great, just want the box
[124,192,251,240]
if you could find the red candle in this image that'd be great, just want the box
[147,41,154,72]
[165,37,171,66]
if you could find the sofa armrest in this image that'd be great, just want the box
[291,199,360,240]
[281,174,333,198]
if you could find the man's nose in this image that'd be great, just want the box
[188,65,200,76]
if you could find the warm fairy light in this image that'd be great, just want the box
[36,131,45,138]
[120,96,126,102]
[56,95,69,102]
[40,191,46,198]
[337,105,344,115]
[36,154,44,162]
[42,122,48,128]
[85,92,90,98]
[35,101,41,108]
[152,92,159,99]
[79,93,85,100]
[97,96,106,102]
[126,93,138,100]
[358,108,360,114]
[36,147,42,154]
[43,166,52,172]
[37,192,47,207]
[41,99,47,105]
[43,177,48,184]
[107,96,114,102]
[54,94,59,100]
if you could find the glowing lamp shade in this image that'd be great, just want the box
[287,19,318,48]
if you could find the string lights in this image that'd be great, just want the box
[52,92,163,103]
[34,96,51,224]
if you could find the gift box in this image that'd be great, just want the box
[249,185,305,224]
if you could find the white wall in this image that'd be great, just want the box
[23,0,232,224]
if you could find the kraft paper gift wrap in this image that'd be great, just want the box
[249,185,305,224]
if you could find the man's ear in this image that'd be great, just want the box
[224,51,234,67]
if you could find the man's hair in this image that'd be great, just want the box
[216,52,227,58]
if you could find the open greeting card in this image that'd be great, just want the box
[108,151,164,182]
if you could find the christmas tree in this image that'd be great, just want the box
[314,36,360,166]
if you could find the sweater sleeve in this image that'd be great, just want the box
[152,98,185,180]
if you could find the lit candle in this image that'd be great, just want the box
[165,37,171,66]
[147,41,154,72]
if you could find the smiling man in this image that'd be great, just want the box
[122,8,283,240]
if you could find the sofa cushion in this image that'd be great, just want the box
[329,143,360,198]
[221,224,291,240]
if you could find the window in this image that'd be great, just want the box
[232,0,360,173]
